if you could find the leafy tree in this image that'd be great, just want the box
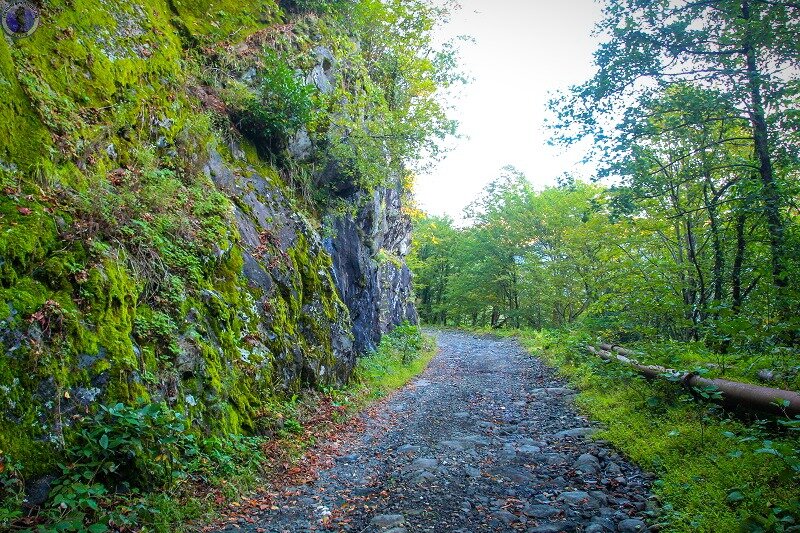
[315,0,462,194]
[408,214,458,324]
[550,0,800,313]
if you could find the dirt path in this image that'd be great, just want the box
[217,331,653,532]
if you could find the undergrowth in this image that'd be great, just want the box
[0,325,434,532]
[510,328,800,533]
[350,322,437,402]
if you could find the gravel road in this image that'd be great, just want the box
[218,331,653,532]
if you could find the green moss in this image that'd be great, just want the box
[0,40,51,169]
[167,0,281,44]
[81,260,139,369]
[0,196,58,285]
[0,424,56,479]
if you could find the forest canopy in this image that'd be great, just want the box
[411,0,800,349]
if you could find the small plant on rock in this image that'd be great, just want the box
[229,50,314,154]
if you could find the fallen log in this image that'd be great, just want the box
[599,343,638,358]
[588,345,800,416]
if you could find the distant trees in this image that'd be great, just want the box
[411,174,621,332]
[410,159,797,349]
[411,0,799,349]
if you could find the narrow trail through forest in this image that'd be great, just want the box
[217,331,653,532]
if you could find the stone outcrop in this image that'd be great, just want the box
[327,186,419,353]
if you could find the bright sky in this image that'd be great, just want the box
[415,0,604,221]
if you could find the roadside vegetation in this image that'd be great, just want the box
[0,325,435,532]
[514,329,798,532]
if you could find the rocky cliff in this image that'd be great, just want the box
[327,186,419,354]
[0,0,423,477]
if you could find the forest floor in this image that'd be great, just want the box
[209,331,654,532]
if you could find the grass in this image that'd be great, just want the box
[349,323,437,403]
[506,328,800,533]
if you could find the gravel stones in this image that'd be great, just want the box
[619,518,649,532]
[575,453,602,474]
[370,514,405,528]
[410,457,438,470]
[555,427,598,439]
[525,503,561,518]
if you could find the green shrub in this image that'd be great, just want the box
[59,403,196,491]
[279,0,346,14]
[230,51,314,153]
[27,402,268,532]
[40,403,197,531]
[385,321,424,364]
[353,324,435,398]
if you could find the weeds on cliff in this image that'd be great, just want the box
[133,308,180,358]
[227,50,314,154]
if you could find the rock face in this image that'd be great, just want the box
[204,147,357,386]
[327,187,419,353]
[0,0,417,480]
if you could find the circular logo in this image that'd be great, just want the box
[1,1,39,38]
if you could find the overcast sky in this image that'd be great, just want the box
[414,0,604,221]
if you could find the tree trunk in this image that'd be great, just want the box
[591,344,800,415]
[732,212,746,315]
[685,217,705,339]
[703,183,724,310]
[742,0,788,304]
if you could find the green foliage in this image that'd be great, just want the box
[382,321,424,364]
[412,172,616,331]
[134,309,180,356]
[43,403,195,531]
[407,213,458,324]
[229,50,314,154]
[516,329,800,532]
[310,0,462,194]
[209,0,462,197]
[549,0,800,323]
[1,402,268,532]
[0,324,435,531]
[353,324,435,398]
[0,456,24,525]
[279,0,346,14]
[61,402,194,490]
